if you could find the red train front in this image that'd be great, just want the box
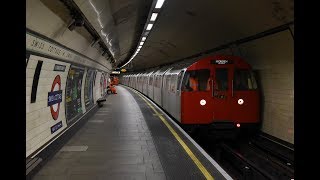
[180,55,260,134]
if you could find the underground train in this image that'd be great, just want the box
[121,55,260,136]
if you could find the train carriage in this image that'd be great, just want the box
[153,67,172,106]
[142,71,152,95]
[121,55,260,135]
[147,71,156,100]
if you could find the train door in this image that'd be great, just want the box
[174,69,185,122]
[211,63,233,122]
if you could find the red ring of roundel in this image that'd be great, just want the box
[50,75,61,120]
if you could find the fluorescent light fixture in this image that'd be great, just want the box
[150,13,158,21]
[137,49,140,51]
[146,23,153,30]
[138,46,142,48]
[155,0,165,8]
[142,37,146,41]
[140,42,144,45]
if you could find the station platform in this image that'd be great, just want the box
[32,85,232,180]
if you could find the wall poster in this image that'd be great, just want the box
[65,65,84,125]
[84,69,95,109]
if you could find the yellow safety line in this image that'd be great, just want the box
[132,89,214,180]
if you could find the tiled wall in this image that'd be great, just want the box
[239,30,294,143]
[26,55,70,157]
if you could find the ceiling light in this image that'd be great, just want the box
[142,37,146,41]
[138,46,142,48]
[140,42,144,45]
[155,0,165,9]
[146,24,153,30]
[150,13,158,21]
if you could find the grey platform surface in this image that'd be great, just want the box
[32,86,165,180]
[32,85,229,180]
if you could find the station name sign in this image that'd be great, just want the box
[48,90,63,106]
[51,121,63,134]
[211,59,233,65]
[26,32,109,72]
[54,64,66,72]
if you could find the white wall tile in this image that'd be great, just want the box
[239,30,294,144]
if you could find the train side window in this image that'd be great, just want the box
[215,68,228,91]
[170,75,177,92]
[177,70,184,90]
[149,76,153,85]
[181,71,190,92]
[166,75,171,91]
[157,75,161,88]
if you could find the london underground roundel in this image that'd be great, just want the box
[48,75,63,120]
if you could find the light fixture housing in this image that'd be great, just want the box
[146,24,153,30]
[150,13,158,21]
[155,0,165,9]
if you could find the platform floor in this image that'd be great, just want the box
[32,85,231,180]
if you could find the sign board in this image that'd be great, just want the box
[211,59,233,65]
[54,64,66,72]
[26,32,110,72]
[51,121,63,134]
[48,75,63,120]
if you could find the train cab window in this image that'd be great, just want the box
[215,68,228,91]
[181,69,210,92]
[234,69,258,90]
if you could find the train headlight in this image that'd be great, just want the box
[200,99,206,106]
[238,98,244,105]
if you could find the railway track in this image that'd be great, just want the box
[190,132,294,180]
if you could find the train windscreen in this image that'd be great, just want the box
[181,69,210,92]
[216,68,228,91]
[234,69,258,90]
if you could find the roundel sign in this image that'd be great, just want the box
[48,75,63,120]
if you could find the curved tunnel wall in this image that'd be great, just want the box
[26,0,113,158]
[26,51,110,158]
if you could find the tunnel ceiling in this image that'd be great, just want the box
[64,0,293,71]
[72,0,153,67]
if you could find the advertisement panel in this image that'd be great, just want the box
[84,69,95,109]
[65,65,84,125]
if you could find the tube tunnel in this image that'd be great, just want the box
[25,0,295,179]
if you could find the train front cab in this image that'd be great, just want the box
[180,56,260,136]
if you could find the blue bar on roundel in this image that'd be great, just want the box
[47,90,63,106]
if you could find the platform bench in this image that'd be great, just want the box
[97,98,106,107]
